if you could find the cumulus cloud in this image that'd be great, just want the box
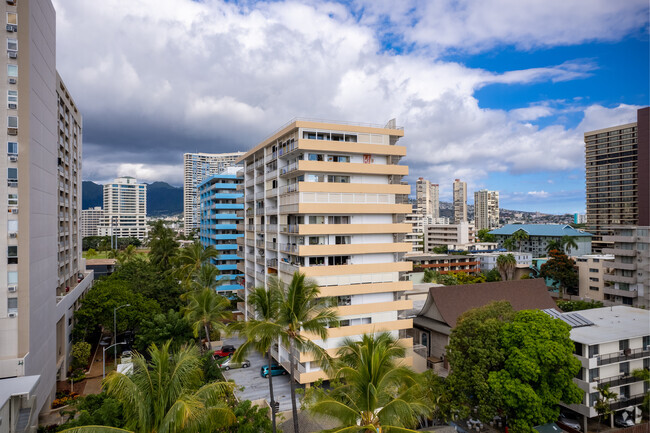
[52,0,646,200]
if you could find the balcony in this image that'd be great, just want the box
[266,241,277,250]
[280,224,300,233]
[597,347,650,366]
[598,373,643,388]
[267,258,278,268]
[255,239,265,248]
[603,273,636,284]
[246,224,254,232]
[266,224,278,232]
[610,393,646,410]
[280,243,299,253]
[603,286,638,298]
[255,256,265,265]
[279,261,299,274]
[602,248,636,257]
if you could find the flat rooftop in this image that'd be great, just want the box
[0,375,39,409]
[568,306,650,345]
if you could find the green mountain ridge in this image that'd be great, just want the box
[82,180,183,216]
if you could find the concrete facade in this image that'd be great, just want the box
[453,178,467,224]
[98,177,148,241]
[81,206,103,238]
[474,189,499,231]
[183,152,244,236]
[474,251,532,273]
[415,177,439,218]
[423,221,475,252]
[575,254,614,302]
[490,224,593,258]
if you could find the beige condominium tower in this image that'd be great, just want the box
[1,0,94,426]
[236,119,414,384]
[474,189,499,231]
[415,177,439,218]
[453,178,467,223]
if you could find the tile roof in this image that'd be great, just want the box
[489,224,592,237]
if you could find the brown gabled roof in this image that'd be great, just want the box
[425,279,556,328]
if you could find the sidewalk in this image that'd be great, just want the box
[82,341,115,395]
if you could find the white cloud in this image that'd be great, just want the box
[527,190,549,198]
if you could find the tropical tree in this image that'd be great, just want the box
[184,288,233,352]
[118,245,138,264]
[539,249,579,298]
[594,384,617,432]
[148,221,179,272]
[86,248,98,259]
[545,240,562,254]
[632,369,650,414]
[477,228,496,243]
[495,253,516,281]
[191,263,223,292]
[503,237,517,252]
[510,229,529,251]
[276,273,339,433]
[422,269,441,283]
[59,341,235,433]
[305,332,431,432]
[561,235,579,255]
[174,242,219,288]
[230,285,284,433]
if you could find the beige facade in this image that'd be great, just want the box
[0,0,93,424]
[453,178,467,223]
[237,119,413,384]
[423,221,475,252]
[183,152,244,236]
[575,254,614,302]
[81,206,103,238]
[474,189,499,231]
[98,177,148,241]
[415,177,439,218]
[602,226,650,308]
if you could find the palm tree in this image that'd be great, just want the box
[59,341,235,433]
[561,235,579,255]
[502,237,517,252]
[545,240,562,254]
[422,269,440,283]
[118,245,137,264]
[174,242,219,288]
[184,288,232,352]
[496,253,516,281]
[305,332,431,432]
[191,263,223,291]
[594,384,617,432]
[148,221,178,272]
[510,229,529,251]
[230,285,284,433]
[276,273,339,433]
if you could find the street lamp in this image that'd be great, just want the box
[103,342,126,379]
[114,304,131,365]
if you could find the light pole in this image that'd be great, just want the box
[114,303,131,365]
[103,342,126,379]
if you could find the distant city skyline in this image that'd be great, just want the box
[53,0,649,214]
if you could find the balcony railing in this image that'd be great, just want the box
[266,241,277,250]
[597,347,650,366]
[280,162,299,175]
[609,393,646,410]
[280,224,300,233]
[280,243,299,253]
[279,261,299,274]
[598,373,643,388]
[255,240,265,248]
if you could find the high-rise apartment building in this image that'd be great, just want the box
[453,178,467,223]
[585,107,649,252]
[98,177,148,241]
[81,206,104,238]
[237,119,413,384]
[474,189,499,231]
[0,0,94,424]
[183,152,244,236]
[198,167,243,294]
[415,177,439,218]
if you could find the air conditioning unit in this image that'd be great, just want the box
[6,24,14,32]
[7,127,17,135]
[593,377,599,381]
[11,208,18,214]
[9,233,16,238]
[8,312,17,318]
[6,0,17,5]
[8,78,16,84]
[8,103,16,109]
[8,51,17,59]
[9,155,17,162]
[8,285,16,292]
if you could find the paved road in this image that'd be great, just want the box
[220,336,300,413]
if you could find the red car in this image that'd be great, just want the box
[213,345,236,358]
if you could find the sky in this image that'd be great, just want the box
[52,0,649,214]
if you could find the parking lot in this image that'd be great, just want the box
[220,336,300,413]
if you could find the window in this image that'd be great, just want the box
[328,255,350,265]
[327,175,350,183]
[7,116,17,128]
[308,236,325,245]
[589,286,599,291]
[306,174,325,182]
[7,297,17,311]
[337,295,351,306]
[7,220,17,233]
[7,38,17,51]
[589,268,598,273]
[7,90,17,107]
[335,236,351,245]
[620,362,629,376]
[589,277,599,282]
[589,368,599,382]
[6,13,17,25]
[590,392,599,407]
[619,339,629,351]
[643,336,650,350]
[7,194,17,206]
[7,141,17,154]
[328,216,350,224]
[7,271,17,284]
[308,216,325,224]
[339,319,350,327]
[327,155,350,163]
[7,167,17,180]
[308,153,324,161]
[7,64,17,77]
[7,245,17,264]
[588,345,599,358]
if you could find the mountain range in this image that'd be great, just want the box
[82,181,183,216]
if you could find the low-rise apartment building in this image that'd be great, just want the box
[473,251,532,273]
[554,306,649,428]
[575,255,614,302]
[602,226,649,308]
[423,221,475,252]
[81,206,104,238]
[405,252,480,275]
[490,224,592,257]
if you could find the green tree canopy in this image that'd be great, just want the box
[539,249,578,298]
[477,228,496,243]
[148,221,179,272]
[496,253,516,281]
[134,309,195,354]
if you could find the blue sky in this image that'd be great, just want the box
[53,0,649,214]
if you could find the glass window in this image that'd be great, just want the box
[7,220,17,233]
[6,13,17,25]
[7,271,17,284]
[7,116,17,128]
[8,193,17,206]
[337,295,351,306]
[589,368,599,382]
[7,38,17,51]
[7,64,17,77]
[7,90,17,106]
[7,167,17,180]
[588,345,599,358]
[7,298,17,310]
[619,339,629,351]
[7,141,17,154]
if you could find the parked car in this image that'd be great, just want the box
[261,364,287,378]
[614,413,634,428]
[213,345,236,358]
[219,357,250,371]
[99,336,112,346]
[558,414,581,431]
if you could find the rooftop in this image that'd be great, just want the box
[490,224,592,237]
[0,375,40,409]
[564,306,650,345]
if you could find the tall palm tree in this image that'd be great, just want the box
[117,245,137,264]
[545,240,562,254]
[276,273,339,433]
[148,221,178,272]
[502,237,517,252]
[184,288,232,352]
[230,285,284,433]
[305,332,431,432]
[496,253,517,281]
[510,229,529,252]
[422,269,440,284]
[561,235,579,256]
[594,384,618,432]
[59,341,235,433]
[174,242,219,288]
[191,263,223,292]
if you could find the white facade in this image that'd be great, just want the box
[473,251,532,272]
[423,221,475,252]
[453,179,467,223]
[183,152,244,236]
[415,177,439,218]
[99,177,148,241]
[474,189,499,231]
[81,206,104,238]
[575,254,614,302]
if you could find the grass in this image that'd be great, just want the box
[82,250,149,259]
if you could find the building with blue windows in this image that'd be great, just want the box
[198,168,243,293]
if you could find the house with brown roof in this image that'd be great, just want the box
[413,279,556,367]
